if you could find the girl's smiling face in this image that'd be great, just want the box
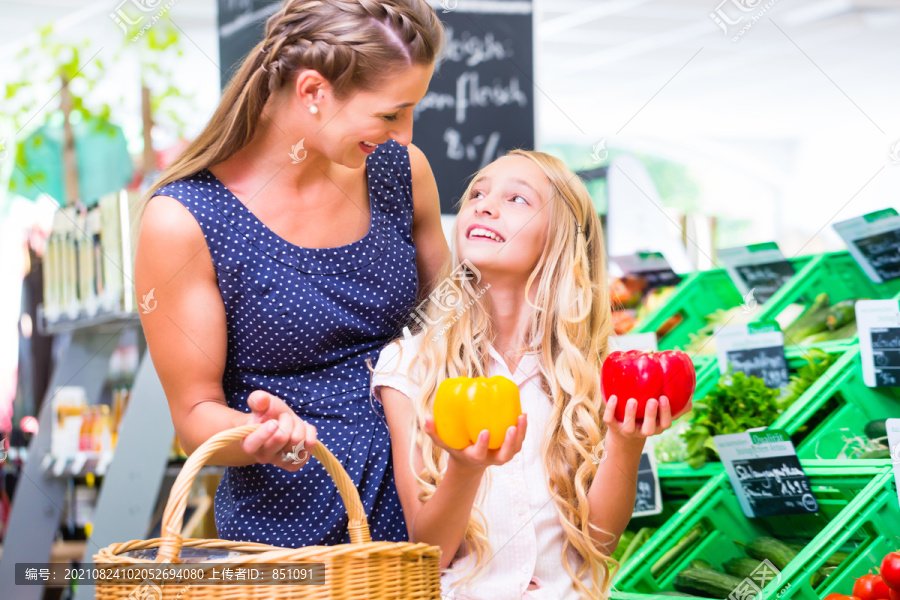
[456,155,552,278]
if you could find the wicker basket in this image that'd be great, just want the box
[93,423,442,599]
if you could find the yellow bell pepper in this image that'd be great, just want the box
[433,376,522,450]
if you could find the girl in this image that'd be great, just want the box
[370,150,688,598]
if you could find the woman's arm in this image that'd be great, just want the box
[135,195,315,467]
[408,143,450,300]
[378,385,527,569]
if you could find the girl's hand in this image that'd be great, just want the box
[603,395,692,441]
[423,414,528,474]
[242,391,318,472]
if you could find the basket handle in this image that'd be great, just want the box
[157,423,371,562]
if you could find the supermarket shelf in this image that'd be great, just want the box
[37,304,140,336]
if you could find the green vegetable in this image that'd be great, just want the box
[783,293,830,342]
[673,568,744,598]
[777,349,837,410]
[744,537,797,571]
[865,419,888,441]
[858,448,891,459]
[683,372,780,468]
[724,557,762,579]
[651,525,705,579]
[611,529,636,562]
[617,527,657,565]
[825,300,856,331]
[689,559,718,571]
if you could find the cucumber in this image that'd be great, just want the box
[673,568,744,598]
[825,300,856,331]
[689,559,717,571]
[784,293,830,340]
[745,537,797,571]
[723,557,761,579]
[651,525,705,579]
[809,566,836,588]
[864,419,888,440]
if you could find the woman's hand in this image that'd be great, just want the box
[423,414,528,474]
[242,391,318,472]
[603,395,692,442]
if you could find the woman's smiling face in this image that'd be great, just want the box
[456,155,552,279]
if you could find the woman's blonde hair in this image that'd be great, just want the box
[392,149,615,598]
[132,0,443,227]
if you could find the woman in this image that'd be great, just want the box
[134,0,448,547]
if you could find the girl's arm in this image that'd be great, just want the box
[587,396,683,555]
[378,386,527,570]
[408,143,450,300]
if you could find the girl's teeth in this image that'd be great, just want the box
[470,228,503,242]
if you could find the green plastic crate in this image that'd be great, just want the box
[635,257,814,351]
[778,346,900,460]
[759,251,900,350]
[653,345,852,474]
[611,463,895,600]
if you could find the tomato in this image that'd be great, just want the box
[823,594,862,600]
[433,376,522,450]
[882,552,900,591]
[601,350,696,421]
[889,589,900,600]
[854,574,892,600]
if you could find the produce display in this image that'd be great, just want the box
[782,293,859,346]
[610,274,681,336]
[433,375,521,450]
[607,252,900,600]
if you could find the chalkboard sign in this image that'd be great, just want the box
[853,229,900,282]
[856,300,900,387]
[217,1,282,90]
[725,346,790,389]
[734,261,795,304]
[730,455,818,518]
[414,1,535,212]
[834,208,900,284]
[632,448,661,517]
[872,327,900,386]
[611,252,682,291]
[720,243,795,304]
[715,430,819,519]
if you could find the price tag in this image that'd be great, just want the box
[719,242,796,304]
[887,419,900,506]
[833,208,900,283]
[716,322,790,389]
[855,299,900,387]
[632,439,662,517]
[715,430,818,518]
[610,332,658,352]
[611,251,682,290]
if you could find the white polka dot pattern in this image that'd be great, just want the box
[150,140,417,547]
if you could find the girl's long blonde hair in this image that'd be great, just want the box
[394,150,615,598]
[132,0,443,229]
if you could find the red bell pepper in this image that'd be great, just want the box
[601,350,696,421]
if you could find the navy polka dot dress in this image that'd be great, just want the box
[151,140,416,547]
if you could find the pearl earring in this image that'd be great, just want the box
[309,104,319,115]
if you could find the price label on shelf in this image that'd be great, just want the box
[886,419,900,506]
[610,332,658,352]
[714,430,818,519]
[833,208,900,283]
[719,242,796,305]
[611,251,681,290]
[716,322,790,389]
[855,299,900,387]
[632,439,662,517]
